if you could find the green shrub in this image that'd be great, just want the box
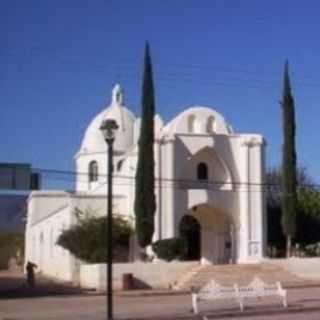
[0,245,12,270]
[304,243,320,256]
[152,238,186,262]
[0,232,24,270]
[57,215,132,263]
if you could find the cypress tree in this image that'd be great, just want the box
[281,61,298,257]
[134,42,156,250]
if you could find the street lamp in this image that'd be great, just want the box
[100,118,119,320]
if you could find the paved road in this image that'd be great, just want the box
[1,288,320,320]
[0,295,106,320]
[2,271,320,319]
[215,312,320,320]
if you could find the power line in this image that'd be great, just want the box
[2,51,320,89]
[0,48,309,77]
[33,167,320,190]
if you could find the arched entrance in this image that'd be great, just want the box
[192,204,233,265]
[179,215,201,260]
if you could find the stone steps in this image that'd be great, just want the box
[174,262,312,290]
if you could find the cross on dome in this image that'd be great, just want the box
[112,84,124,106]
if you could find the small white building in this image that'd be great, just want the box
[25,84,266,282]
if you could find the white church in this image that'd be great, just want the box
[25,84,267,283]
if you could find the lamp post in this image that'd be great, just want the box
[100,119,119,320]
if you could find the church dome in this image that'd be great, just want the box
[163,106,233,135]
[79,84,136,154]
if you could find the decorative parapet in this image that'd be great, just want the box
[241,136,266,148]
[155,133,175,144]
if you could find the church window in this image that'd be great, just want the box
[117,159,124,171]
[50,227,54,258]
[197,162,208,180]
[188,115,196,133]
[39,232,44,265]
[62,223,67,256]
[89,161,98,182]
[32,236,36,261]
[206,116,215,133]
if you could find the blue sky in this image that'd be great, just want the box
[1,0,320,186]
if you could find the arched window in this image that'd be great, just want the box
[62,223,66,256]
[188,115,196,133]
[206,116,215,133]
[32,236,36,262]
[50,227,54,258]
[197,162,208,180]
[117,159,124,171]
[89,161,98,182]
[39,231,44,267]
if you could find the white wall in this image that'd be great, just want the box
[28,191,70,225]
[268,258,320,280]
[25,203,75,282]
[25,192,126,283]
[80,261,198,291]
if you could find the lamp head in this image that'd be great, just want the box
[100,119,119,143]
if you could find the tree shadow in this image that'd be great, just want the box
[0,272,88,299]
[132,277,152,290]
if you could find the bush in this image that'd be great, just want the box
[304,243,320,257]
[0,232,24,270]
[152,238,186,262]
[57,215,132,263]
[0,245,13,270]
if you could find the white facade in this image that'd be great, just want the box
[25,84,266,281]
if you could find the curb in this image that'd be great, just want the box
[114,282,320,298]
[201,304,320,319]
[117,304,320,320]
[115,290,189,297]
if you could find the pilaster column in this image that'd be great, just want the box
[238,139,250,262]
[153,137,165,241]
[240,137,266,262]
[163,135,176,238]
[251,137,266,258]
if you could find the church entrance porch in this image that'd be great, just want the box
[179,215,201,261]
[184,204,234,265]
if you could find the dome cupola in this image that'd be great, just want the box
[79,84,136,155]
